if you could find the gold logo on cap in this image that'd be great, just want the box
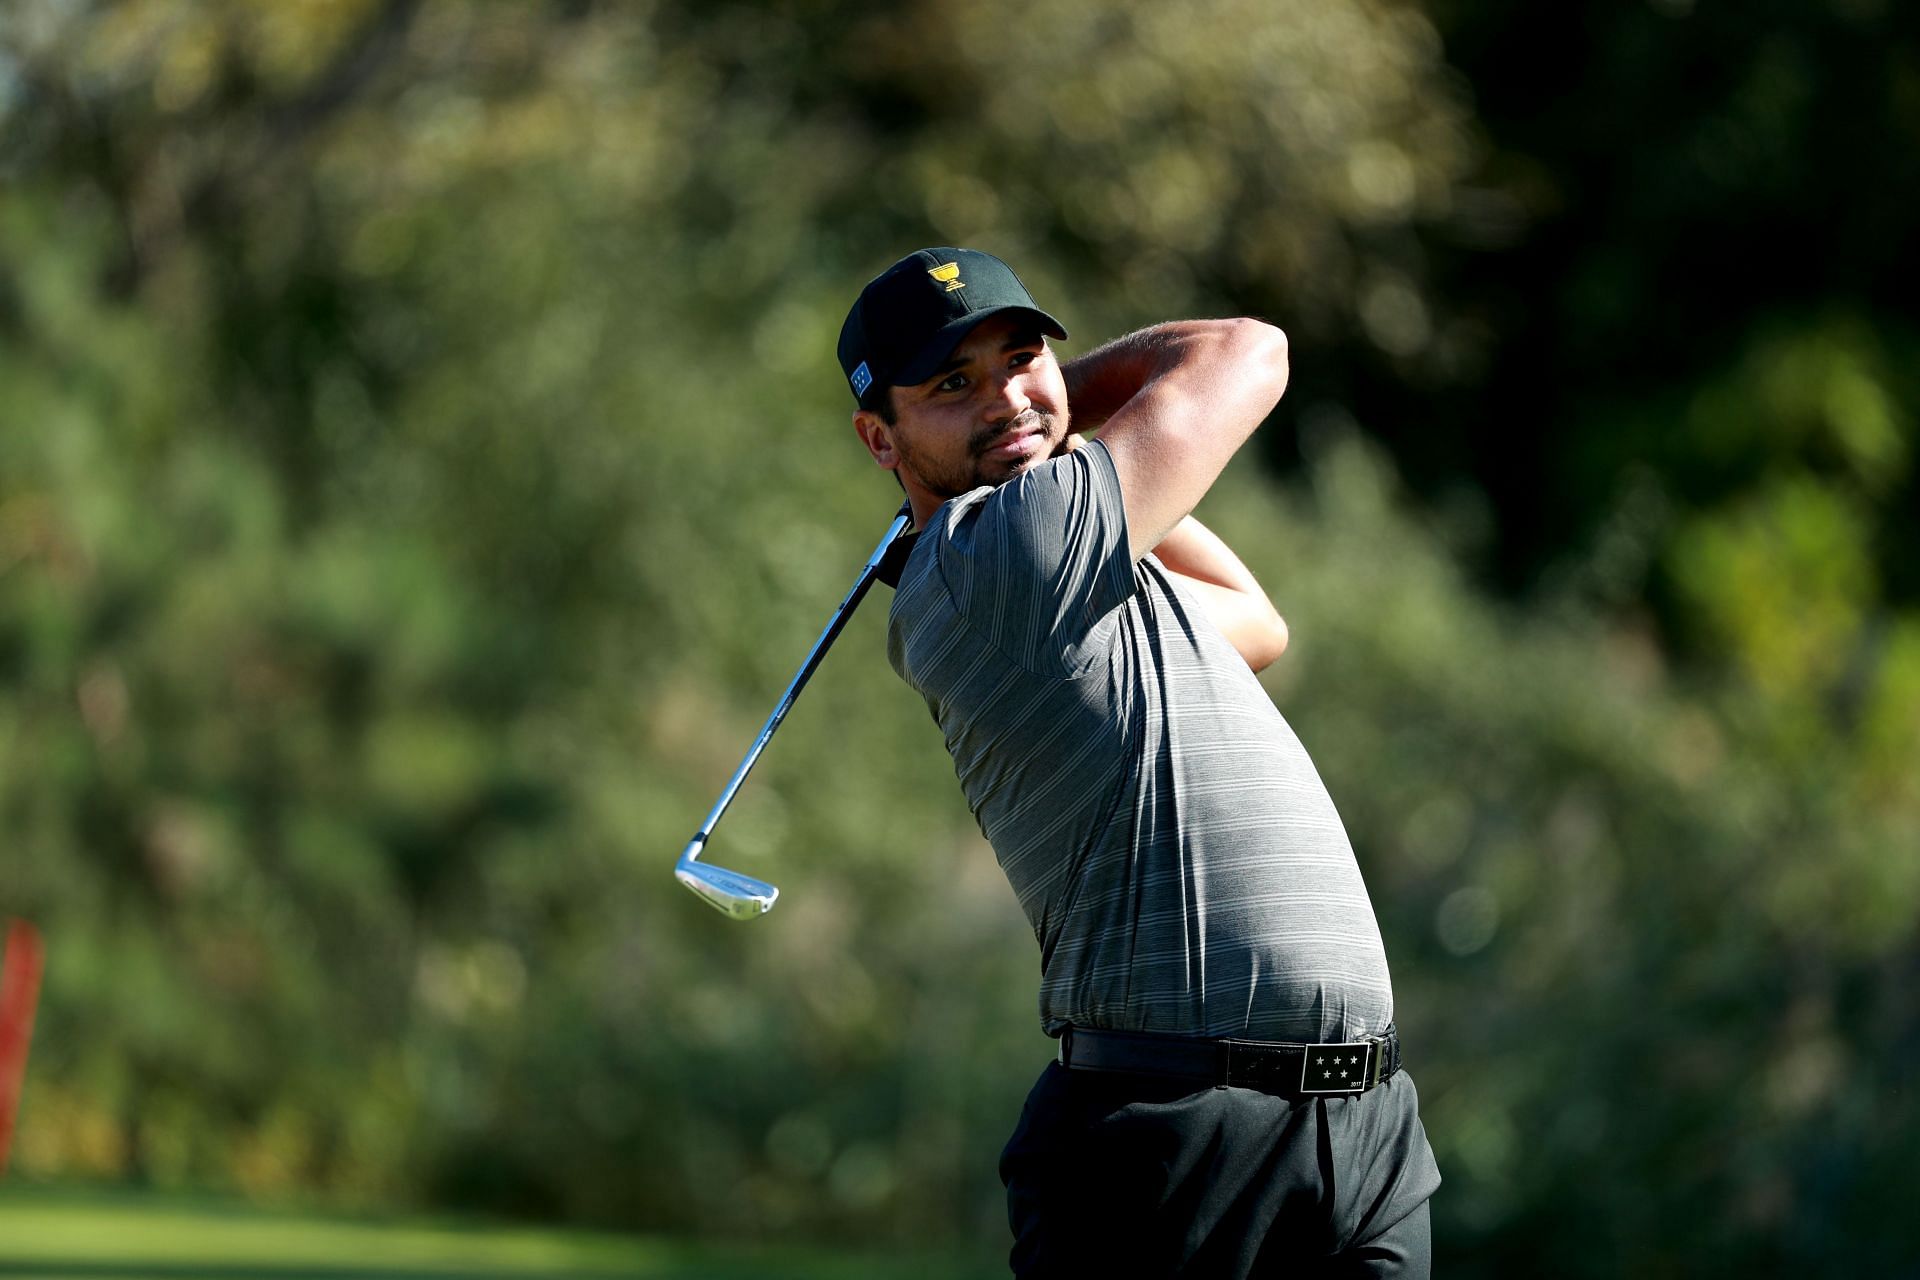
[928,262,965,292]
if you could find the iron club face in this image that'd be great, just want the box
[674,838,779,919]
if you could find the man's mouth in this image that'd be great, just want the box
[979,428,1044,462]
[974,414,1052,464]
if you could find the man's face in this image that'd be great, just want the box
[853,313,1071,503]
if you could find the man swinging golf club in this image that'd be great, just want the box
[839,248,1440,1278]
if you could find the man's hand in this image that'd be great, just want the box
[1152,516,1289,672]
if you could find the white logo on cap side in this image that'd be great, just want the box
[850,361,873,396]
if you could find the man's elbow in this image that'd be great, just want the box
[1247,610,1289,673]
[1226,318,1290,405]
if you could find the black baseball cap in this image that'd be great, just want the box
[837,248,1067,411]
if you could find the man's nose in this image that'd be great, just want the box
[986,370,1030,422]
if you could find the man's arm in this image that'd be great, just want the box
[1153,516,1289,673]
[1060,319,1289,561]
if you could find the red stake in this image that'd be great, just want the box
[0,920,45,1177]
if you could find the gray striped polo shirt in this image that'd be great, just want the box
[887,439,1394,1043]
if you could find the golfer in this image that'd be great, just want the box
[839,248,1440,1278]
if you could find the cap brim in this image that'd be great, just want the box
[892,306,1069,387]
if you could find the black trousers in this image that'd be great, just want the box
[1000,1062,1441,1279]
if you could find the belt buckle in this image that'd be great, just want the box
[1299,1040,1374,1095]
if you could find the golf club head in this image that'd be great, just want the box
[676,840,779,919]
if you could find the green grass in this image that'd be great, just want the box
[0,1187,1002,1279]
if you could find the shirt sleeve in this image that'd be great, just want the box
[933,437,1137,675]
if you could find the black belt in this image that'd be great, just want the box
[1059,1024,1402,1099]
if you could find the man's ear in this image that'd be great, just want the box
[853,409,898,471]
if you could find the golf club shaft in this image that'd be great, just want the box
[683,503,914,858]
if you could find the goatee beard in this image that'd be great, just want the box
[901,409,1065,501]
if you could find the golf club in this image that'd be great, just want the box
[675,503,916,919]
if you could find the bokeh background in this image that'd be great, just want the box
[4,0,1918,1274]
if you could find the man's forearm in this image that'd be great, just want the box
[1058,328,1291,671]
[1153,515,1263,595]
[1059,326,1181,433]
[1154,516,1289,672]
[1060,318,1288,559]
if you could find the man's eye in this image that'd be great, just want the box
[937,373,969,393]
[1009,351,1037,368]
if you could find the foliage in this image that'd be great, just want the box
[1,1,1915,1275]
